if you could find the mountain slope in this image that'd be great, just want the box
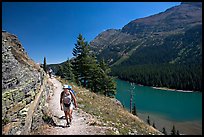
[89,2,202,66]
[89,2,202,91]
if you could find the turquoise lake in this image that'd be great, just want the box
[115,78,202,134]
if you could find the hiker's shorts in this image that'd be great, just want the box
[63,103,74,111]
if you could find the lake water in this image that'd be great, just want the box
[115,78,202,135]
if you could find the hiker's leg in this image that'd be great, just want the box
[64,110,69,124]
[68,109,72,123]
[70,109,73,117]
[69,104,74,121]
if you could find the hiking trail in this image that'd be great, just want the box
[41,76,109,135]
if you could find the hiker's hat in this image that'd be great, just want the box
[63,85,69,89]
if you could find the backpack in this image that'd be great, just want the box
[70,90,76,103]
[70,90,76,97]
[63,91,72,105]
[62,90,76,104]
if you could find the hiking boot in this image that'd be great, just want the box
[65,122,70,127]
[67,123,70,127]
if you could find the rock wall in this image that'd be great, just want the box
[2,31,54,135]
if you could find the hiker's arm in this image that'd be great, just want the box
[70,91,77,108]
[60,92,63,110]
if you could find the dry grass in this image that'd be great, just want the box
[56,77,162,135]
[10,45,41,71]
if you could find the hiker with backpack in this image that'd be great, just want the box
[48,67,53,78]
[60,85,77,127]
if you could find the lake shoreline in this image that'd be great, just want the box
[115,78,202,135]
[137,111,202,135]
[151,87,195,93]
[116,78,199,92]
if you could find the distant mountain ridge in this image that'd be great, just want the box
[47,2,202,91]
[89,2,202,66]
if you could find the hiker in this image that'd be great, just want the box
[48,68,52,78]
[60,85,77,127]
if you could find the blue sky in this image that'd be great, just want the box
[2,2,181,64]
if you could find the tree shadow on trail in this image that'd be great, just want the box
[53,115,65,120]
[52,115,69,128]
[55,125,69,128]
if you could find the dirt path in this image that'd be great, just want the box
[42,77,109,135]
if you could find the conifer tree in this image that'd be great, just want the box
[72,34,88,86]
[72,34,116,97]
[72,34,100,88]
[102,75,116,96]
[162,127,167,135]
[147,116,150,125]
[88,58,102,92]
[43,57,47,73]
[99,59,111,74]
[79,41,90,87]
[152,122,156,129]
[176,130,180,135]
[56,65,64,78]
[132,103,137,116]
[63,58,75,82]
[98,59,116,96]
[171,125,176,135]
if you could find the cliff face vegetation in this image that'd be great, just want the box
[2,31,54,135]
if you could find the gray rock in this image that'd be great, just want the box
[2,31,52,135]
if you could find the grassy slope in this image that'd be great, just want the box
[57,77,163,135]
[110,40,144,67]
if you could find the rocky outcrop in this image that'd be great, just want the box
[2,31,54,135]
[121,2,201,35]
[2,31,41,90]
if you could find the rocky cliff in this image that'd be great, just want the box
[2,31,54,135]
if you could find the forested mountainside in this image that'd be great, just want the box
[90,2,202,65]
[89,2,202,91]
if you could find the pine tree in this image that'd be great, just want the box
[162,127,167,135]
[43,57,47,73]
[56,65,64,78]
[102,75,116,96]
[72,34,89,86]
[73,34,83,57]
[176,130,180,135]
[99,59,111,74]
[171,125,176,135]
[63,58,75,82]
[98,59,116,96]
[152,122,156,129]
[88,59,102,92]
[132,103,137,116]
[72,34,116,97]
[72,34,101,88]
[71,58,80,85]
[147,116,150,125]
